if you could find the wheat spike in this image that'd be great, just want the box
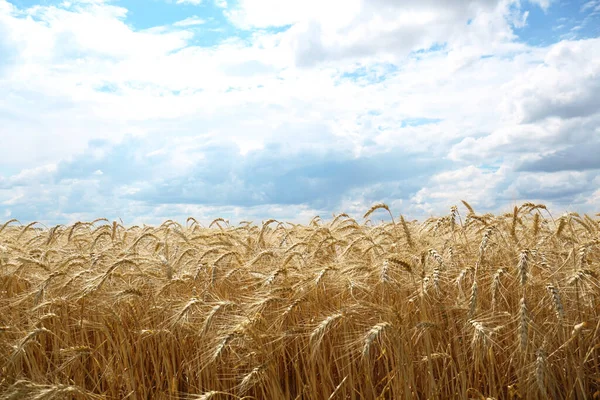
[517,249,529,288]
[400,215,414,248]
[362,322,391,361]
[546,284,564,320]
[518,297,529,353]
[469,280,478,318]
[535,347,548,397]
[461,200,475,215]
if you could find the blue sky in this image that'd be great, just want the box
[1,0,599,225]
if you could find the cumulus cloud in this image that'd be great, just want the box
[411,165,512,215]
[173,16,206,26]
[0,164,57,188]
[0,0,599,224]
[504,171,597,203]
[0,134,447,223]
[518,141,600,172]
[226,0,532,67]
[449,38,600,166]
[507,38,600,123]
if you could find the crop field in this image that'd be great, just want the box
[0,202,599,399]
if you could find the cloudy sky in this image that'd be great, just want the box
[0,0,599,225]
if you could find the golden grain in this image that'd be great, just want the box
[0,203,597,398]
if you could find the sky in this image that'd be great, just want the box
[0,0,599,225]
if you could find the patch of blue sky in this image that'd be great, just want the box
[222,24,293,47]
[116,0,241,47]
[117,1,292,47]
[516,0,600,45]
[7,0,251,48]
[478,163,502,172]
[95,83,119,93]
[115,0,217,30]
[6,0,45,10]
[339,63,399,85]
[410,42,447,58]
[0,166,20,178]
[401,118,442,128]
[262,24,292,34]
[6,0,56,22]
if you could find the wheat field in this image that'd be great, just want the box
[0,202,598,399]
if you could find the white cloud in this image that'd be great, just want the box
[2,192,24,206]
[581,1,600,12]
[501,170,599,214]
[412,166,510,214]
[173,16,206,27]
[225,0,528,67]
[0,164,57,187]
[0,0,599,223]
[0,0,15,13]
[176,0,203,5]
[529,0,551,11]
[587,189,600,207]
[447,38,600,166]
[508,39,600,123]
